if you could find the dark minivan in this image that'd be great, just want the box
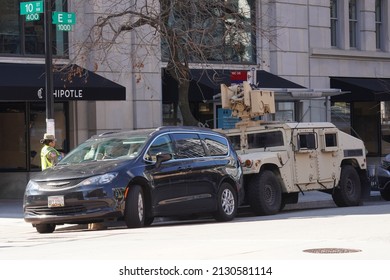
[24,126,243,233]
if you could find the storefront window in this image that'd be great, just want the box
[352,102,379,157]
[0,102,67,171]
[331,102,351,134]
[29,102,67,170]
[163,103,181,126]
[381,101,390,155]
[274,102,295,122]
[0,103,27,170]
[161,0,256,64]
[0,0,68,57]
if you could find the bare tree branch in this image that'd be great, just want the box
[73,0,277,126]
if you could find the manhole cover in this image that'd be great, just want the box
[303,248,362,254]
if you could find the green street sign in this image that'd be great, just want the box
[20,1,44,15]
[52,12,76,25]
[57,24,73,32]
[25,13,40,22]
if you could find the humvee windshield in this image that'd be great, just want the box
[228,131,284,150]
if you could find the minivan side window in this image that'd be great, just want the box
[201,134,229,156]
[171,133,207,159]
[145,135,174,161]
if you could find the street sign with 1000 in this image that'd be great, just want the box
[52,11,76,32]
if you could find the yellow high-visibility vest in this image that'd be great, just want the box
[40,145,60,170]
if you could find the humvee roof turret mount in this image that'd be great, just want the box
[216,81,368,215]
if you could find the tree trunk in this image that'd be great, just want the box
[166,60,199,126]
[178,78,199,126]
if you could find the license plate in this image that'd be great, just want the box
[48,195,65,208]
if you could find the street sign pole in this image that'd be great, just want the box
[20,1,76,136]
[44,0,55,135]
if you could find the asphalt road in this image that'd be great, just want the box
[0,192,389,280]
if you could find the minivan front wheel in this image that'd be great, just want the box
[214,182,237,222]
[35,223,56,234]
[124,185,145,228]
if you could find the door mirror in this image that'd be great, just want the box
[155,153,172,168]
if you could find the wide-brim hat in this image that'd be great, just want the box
[40,133,56,143]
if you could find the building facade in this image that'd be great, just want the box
[1,0,389,198]
[267,0,390,162]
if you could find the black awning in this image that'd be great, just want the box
[256,70,305,88]
[0,63,126,101]
[162,69,231,102]
[162,69,304,102]
[331,77,390,102]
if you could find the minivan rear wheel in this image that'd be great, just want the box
[124,185,145,228]
[214,182,237,222]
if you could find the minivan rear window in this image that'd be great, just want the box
[171,133,207,158]
[201,134,228,156]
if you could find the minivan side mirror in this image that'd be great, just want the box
[155,152,172,168]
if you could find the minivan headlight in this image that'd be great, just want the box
[26,180,40,191]
[79,173,118,186]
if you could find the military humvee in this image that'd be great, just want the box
[216,82,368,215]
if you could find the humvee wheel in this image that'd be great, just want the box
[332,165,361,207]
[380,187,390,201]
[248,170,282,215]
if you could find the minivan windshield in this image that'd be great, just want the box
[59,135,148,164]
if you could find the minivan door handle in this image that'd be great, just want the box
[178,165,191,171]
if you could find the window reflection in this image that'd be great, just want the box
[375,0,382,50]
[381,101,390,155]
[349,0,358,48]
[0,0,68,56]
[330,0,338,47]
[0,0,20,54]
[161,0,256,64]
[331,102,351,134]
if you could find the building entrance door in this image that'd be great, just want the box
[351,102,380,157]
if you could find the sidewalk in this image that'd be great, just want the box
[0,199,23,218]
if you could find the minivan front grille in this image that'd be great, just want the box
[36,178,85,190]
[25,205,87,216]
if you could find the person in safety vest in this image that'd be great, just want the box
[40,133,63,170]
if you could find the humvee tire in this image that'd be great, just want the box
[248,170,282,215]
[332,165,361,207]
[380,187,390,201]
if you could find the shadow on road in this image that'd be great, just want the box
[0,200,23,219]
[48,196,390,234]
[1,193,388,234]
